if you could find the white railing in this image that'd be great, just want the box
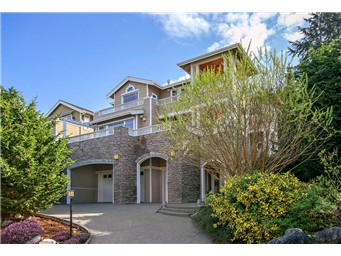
[128,123,170,136]
[68,124,170,143]
[95,99,145,116]
[68,127,114,143]
[156,95,180,106]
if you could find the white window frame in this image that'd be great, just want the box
[97,117,135,131]
[126,84,136,93]
[152,93,158,100]
[121,89,139,104]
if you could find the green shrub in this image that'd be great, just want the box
[209,171,337,243]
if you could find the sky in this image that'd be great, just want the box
[1,12,312,115]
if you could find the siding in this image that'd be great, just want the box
[113,81,148,105]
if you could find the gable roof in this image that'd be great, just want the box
[106,76,162,98]
[46,100,94,117]
[177,43,243,74]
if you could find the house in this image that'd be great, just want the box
[47,43,246,205]
[46,100,94,138]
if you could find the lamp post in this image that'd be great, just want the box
[67,189,74,237]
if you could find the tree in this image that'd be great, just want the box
[160,48,333,180]
[288,12,341,59]
[0,86,73,217]
[289,38,341,181]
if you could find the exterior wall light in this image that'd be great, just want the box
[114,154,119,160]
[170,151,176,157]
[142,117,147,122]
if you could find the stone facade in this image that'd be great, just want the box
[68,126,200,204]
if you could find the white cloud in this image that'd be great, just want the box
[207,13,275,54]
[151,12,310,55]
[153,13,210,38]
[277,12,310,27]
[277,13,310,42]
[284,31,304,42]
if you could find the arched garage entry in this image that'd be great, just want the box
[136,153,168,204]
[67,160,114,203]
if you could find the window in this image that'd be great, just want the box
[126,84,135,92]
[125,119,134,129]
[62,114,73,121]
[122,91,138,103]
[101,118,135,130]
[152,93,158,99]
[83,115,90,123]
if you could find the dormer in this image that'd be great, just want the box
[177,43,244,81]
[106,76,162,106]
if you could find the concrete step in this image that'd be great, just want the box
[157,208,192,217]
[156,204,201,217]
[164,205,200,211]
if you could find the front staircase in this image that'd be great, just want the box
[156,203,202,217]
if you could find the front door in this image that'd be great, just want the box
[99,172,113,202]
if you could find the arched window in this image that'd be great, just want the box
[126,84,135,93]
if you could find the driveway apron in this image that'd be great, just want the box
[40,203,212,244]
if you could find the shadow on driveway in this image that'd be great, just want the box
[41,203,212,244]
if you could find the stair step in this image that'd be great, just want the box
[164,205,201,211]
[161,207,198,214]
[157,209,192,217]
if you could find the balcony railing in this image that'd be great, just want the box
[67,124,169,143]
[128,123,170,136]
[68,127,115,143]
[156,95,180,106]
[95,98,145,117]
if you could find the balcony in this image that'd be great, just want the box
[93,99,145,122]
[67,124,169,143]
[68,127,115,143]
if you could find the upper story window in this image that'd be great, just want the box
[61,114,73,121]
[122,85,139,104]
[126,85,135,92]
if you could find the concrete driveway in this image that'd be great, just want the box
[40,203,212,244]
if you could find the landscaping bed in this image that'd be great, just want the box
[1,214,91,244]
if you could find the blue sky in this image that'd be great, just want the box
[2,12,310,114]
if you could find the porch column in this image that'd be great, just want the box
[136,163,141,204]
[165,164,168,203]
[66,168,71,205]
[200,165,205,202]
[112,162,115,204]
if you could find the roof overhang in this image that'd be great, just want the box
[106,76,162,99]
[177,43,242,74]
[46,100,94,117]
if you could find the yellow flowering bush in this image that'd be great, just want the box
[209,171,307,243]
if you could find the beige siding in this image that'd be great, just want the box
[160,88,171,99]
[148,85,162,98]
[50,105,82,122]
[54,120,94,137]
[113,81,148,105]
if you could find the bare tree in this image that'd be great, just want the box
[159,48,333,180]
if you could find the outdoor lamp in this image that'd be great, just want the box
[170,151,176,157]
[67,189,74,198]
[67,189,74,237]
[114,154,119,160]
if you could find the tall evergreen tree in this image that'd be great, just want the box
[0,86,73,217]
[290,38,341,181]
[289,12,341,59]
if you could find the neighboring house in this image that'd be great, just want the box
[47,100,94,138]
[49,43,246,205]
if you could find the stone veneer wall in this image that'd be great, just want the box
[68,126,200,204]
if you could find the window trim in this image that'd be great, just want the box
[121,89,139,104]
